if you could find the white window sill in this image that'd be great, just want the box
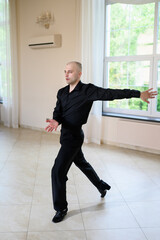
[102,112,160,123]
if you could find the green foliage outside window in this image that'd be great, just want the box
[108,3,155,56]
[106,3,160,113]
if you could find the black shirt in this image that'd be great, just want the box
[53,81,140,129]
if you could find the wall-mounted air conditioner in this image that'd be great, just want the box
[28,34,61,48]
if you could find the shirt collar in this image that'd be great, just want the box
[66,80,83,93]
[74,80,83,91]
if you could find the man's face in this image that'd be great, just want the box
[64,63,81,85]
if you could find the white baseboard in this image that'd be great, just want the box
[102,140,160,155]
[84,137,101,145]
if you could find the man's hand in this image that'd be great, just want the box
[45,118,59,132]
[140,88,158,104]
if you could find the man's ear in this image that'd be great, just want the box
[79,71,82,78]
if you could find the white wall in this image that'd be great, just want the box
[101,116,160,153]
[16,0,81,129]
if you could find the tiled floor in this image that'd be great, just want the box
[0,125,160,240]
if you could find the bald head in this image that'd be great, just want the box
[66,61,82,72]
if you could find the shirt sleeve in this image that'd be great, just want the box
[87,84,141,101]
[52,90,62,124]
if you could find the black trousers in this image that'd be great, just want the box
[51,127,102,211]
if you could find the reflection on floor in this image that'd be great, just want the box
[0,125,160,240]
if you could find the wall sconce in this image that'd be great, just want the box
[36,11,53,29]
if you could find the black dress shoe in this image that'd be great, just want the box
[52,208,68,223]
[98,180,111,198]
[99,189,108,198]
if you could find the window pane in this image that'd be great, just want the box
[157,61,160,112]
[157,3,160,54]
[106,3,155,56]
[106,61,150,111]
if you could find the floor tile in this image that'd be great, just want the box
[0,185,34,204]
[116,180,160,202]
[128,201,160,228]
[0,205,31,232]
[76,183,123,204]
[143,228,160,240]
[73,169,114,185]
[32,184,78,205]
[109,168,150,185]
[142,168,160,187]
[27,231,86,240]
[0,166,36,186]
[35,169,51,186]
[80,202,139,229]
[0,233,27,240]
[133,154,160,170]
[86,229,147,240]
[28,204,84,231]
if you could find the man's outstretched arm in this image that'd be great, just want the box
[87,84,158,103]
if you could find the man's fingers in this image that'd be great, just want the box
[48,128,52,132]
[145,99,150,104]
[45,125,50,131]
[151,92,158,96]
[45,124,55,132]
[148,89,158,96]
[47,127,54,132]
[149,91,157,95]
[147,88,153,92]
[149,92,158,98]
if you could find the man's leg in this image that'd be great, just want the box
[74,149,111,195]
[51,145,80,212]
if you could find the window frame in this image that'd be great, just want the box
[103,0,160,120]
[0,0,10,102]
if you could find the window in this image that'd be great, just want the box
[0,0,10,103]
[103,1,160,120]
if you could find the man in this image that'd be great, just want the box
[45,61,157,223]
